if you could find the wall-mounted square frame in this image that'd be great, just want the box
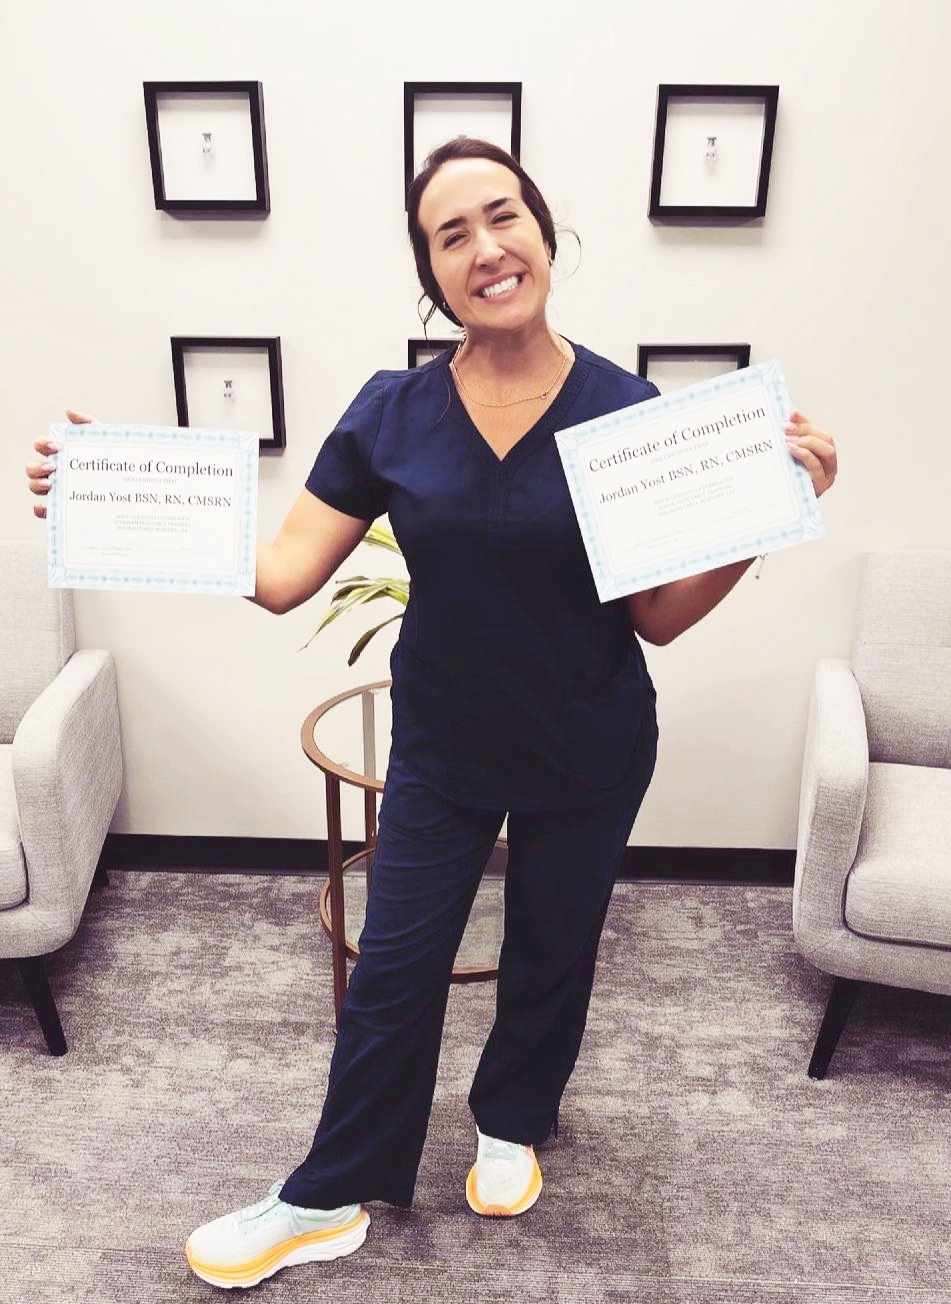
[144,81,270,215]
[648,84,778,220]
[404,81,522,211]
[407,337,461,368]
[637,343,752,391]
[171,336,285,451]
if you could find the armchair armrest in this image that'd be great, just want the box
[8,650,123,949]
[792,657,869,969]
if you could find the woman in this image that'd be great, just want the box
[26,137,837,1290]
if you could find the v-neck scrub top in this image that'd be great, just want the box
[304,338,662,812]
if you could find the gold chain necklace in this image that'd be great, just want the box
[450,333,570,408]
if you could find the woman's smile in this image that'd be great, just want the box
[475,272,525,303]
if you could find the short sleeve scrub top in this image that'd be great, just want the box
[304,338,661,812]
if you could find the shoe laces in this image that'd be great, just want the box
[236,1180,285,1225]
[479,1133,527,1165]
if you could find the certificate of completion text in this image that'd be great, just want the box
[554,359,825,601]
[46,423,258,596]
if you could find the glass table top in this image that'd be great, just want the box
[312,683,393,785]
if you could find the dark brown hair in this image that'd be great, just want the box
[406,135,579,337]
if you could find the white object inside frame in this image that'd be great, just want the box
[659,96,767,208]
[181,346,273,439]
[156,91,257,201]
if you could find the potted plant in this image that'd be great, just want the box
[299,523,407,665]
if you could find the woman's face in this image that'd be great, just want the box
[419,157,552,334]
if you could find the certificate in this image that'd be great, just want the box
[554,359,825,602]
[46,423,258,596]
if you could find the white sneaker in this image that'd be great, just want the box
[465,1127,543,1216]
[184,1180,370,1289]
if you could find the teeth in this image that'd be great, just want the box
[480,275,520,298]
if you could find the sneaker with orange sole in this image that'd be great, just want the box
[465,1127,543,1216]
[184,1180,369,1289]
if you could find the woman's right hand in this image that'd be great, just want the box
[27,409,94,519]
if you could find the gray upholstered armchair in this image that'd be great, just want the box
[794,548,951,1078]
[0,537,122,1055]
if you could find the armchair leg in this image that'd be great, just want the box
[92,862,110,888]
[808,975,864,1080]
[16,955,67,1056]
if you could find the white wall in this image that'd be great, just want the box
[3,0,947,846]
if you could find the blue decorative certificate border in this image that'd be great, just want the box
[554,359,825,602]
[46,423,258,596]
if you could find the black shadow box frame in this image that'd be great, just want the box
[407,337,461,368]
[648,84,778,220]
[170,336,285,451]
[637,342,752,383]
[403,81,522,211]
[144,80,270,215]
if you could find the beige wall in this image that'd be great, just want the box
[3,0,947,846]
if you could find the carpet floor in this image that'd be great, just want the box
[2,869,950,1303]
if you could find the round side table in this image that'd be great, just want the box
[301,677,508,1032]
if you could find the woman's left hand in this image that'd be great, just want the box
[784,411,838,498]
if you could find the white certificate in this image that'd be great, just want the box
[46,423,258,596]
[554,359,825,601]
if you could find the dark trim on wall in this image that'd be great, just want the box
[101,835,795,886]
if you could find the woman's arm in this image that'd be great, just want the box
[644,557,757,645]
[625,408,837,644]
[243,489,374,615]
[243,540,292,614]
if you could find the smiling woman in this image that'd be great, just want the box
[183,137,671,1289]
[406,137,583,399]
[347,137,667,819]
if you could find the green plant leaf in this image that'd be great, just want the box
[362,523,403,555]
[295,523,409,658]
[333,576,409,603]
[299,579,404,651]
[347,612,404,666]
[332,580,375,599]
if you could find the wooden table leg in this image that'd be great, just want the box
[325,770,347,1032]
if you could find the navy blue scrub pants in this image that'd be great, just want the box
[279,715,658,1211]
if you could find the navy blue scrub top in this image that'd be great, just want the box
[304,338,661,812]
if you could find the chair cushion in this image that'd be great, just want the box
[0,744,28,909]
[0,538,76,746]
[845,761,951,947]
[851,551,951,768]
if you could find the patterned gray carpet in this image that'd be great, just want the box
[2,869,950,1303]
